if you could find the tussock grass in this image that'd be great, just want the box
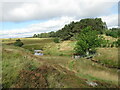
[2,38,53,44]
[94,48,118,67]
[40,56,118,86]
[101,34,118,42]
[72,59,118,85]
[2,45,42,88]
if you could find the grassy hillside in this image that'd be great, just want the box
[2,45,43,88]
[101,34,118,43]
[2,38,119,88]
[93,48,118,68]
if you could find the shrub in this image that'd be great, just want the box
[59,53,64,56]
[102,44,106,47]
[111,43,114,48]
[107,43,110,47]
[54,38,60,43]
[113,39,120,47]
[14,39,24,47]
[89,48,96,54]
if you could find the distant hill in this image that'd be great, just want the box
[33,18,107,40]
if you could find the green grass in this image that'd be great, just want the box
[40,56,118,86]
[93,48,118,68]
[2,45,42,88]
[2,37,119,88]
[101,34,118,43]
[71,59,118,85]
[69,61,75,70]
[2,38,74,56]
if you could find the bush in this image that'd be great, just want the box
[54,38,60,43]
[14,39,24,47]
[102,44,107,47]
[105,28,120,38]
[59,53,64,56]
[113,39,120,47]
[107,43,110,47]
[111,43,114,48]
[89,48,96,54]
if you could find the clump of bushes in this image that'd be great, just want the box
[59,53,64,56]
[105,28,119,38]
[14,39,24,47]
[100,39,120,48]
[54,38,60,43]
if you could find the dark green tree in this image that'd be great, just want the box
[33,34,38,38]
[105,28,120,38]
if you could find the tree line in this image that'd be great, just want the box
[33,18,107,40]
[105,28,120,38]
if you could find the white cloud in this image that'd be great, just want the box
[100,14,118,28]
[1,14,118,38]
[0,0,119,38]
[0,0,118,22]
[0,0,119,2]
[0,16,75,38]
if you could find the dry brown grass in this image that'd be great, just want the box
[59,41,73,51]
[71,59,118,85]
[40,56,118,85]
[101,34,118,42]
[95,48,118,61]
[93,48,118,68]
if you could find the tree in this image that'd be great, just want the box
[105,28,120,38]
[32,18,107,40]
[49,31,56,37]
[14,39,24,47]
[33,34,38,38]
[74,27,102,56]
[114,39,120,47]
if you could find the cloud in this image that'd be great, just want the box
[0,16,75,38]
[100,14,118,28]
[0,0,118,22]
[0,0,119,38]
[1,13,118,38]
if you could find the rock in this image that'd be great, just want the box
[86,81,98,87]
[34,53,43,56]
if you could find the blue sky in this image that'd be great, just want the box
[111,3,118,14]
[0,20,45,30]
[0,0,119,38]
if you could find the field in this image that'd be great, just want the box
[2,37,119,88]
[93,48,118,68]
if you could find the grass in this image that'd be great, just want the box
[101,34,118,43]
[69,61,75,70]
[2,38,53,45]
[40,56,118,85]
[2,38,75,56]
[93,47,118,68]
[2,45,42,88]
[72,59,118,85]
[2,37,119,88]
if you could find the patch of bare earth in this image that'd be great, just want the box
[12,65,90,88]
[12,64,119,88]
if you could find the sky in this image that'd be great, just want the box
[0,0,119,38]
